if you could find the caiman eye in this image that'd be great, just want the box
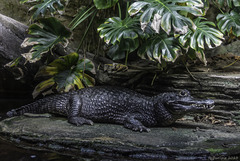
[179,90,187,96]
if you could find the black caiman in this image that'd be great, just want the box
[7,86,214,132]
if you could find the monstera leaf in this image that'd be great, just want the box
[179,17,223,64]
[180,17,223,49]
[128,0,204,35]
[21,17,72,63]
[20,0,66,20]
[98,16,143,60]
[98,16,142,45]
[138,32,181,63]
[93,0,118,9]
[217,10,240,37]
[215,0,240,8]
[33,52,95,98]
[107,38,140,60]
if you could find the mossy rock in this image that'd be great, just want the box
[0,116,240,160]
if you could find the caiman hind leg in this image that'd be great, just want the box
[67,95,93,126]
[123,115,151,132]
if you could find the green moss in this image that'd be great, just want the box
[206,148,224,153]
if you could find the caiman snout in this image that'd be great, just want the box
[165,90,215,114]
[191,99,215,108]
[204,99,215,109]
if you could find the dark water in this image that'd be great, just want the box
[0,139,79,161]
[0,99,81,161]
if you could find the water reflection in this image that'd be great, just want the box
[0,139,78,161]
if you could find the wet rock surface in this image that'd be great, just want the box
[0,115,239,160]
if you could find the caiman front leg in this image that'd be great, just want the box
[123,115,151,132]
[67,95,93,126]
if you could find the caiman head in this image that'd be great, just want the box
[162,89,214,115]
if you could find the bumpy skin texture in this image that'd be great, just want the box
[7,86,214,132]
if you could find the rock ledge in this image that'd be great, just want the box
[0,116,240,160]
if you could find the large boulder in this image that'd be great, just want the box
[0,13,34,98]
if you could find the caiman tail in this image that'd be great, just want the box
[6,93,70,117]
[6,99,51,117]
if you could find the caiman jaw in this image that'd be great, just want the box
[190,103,215,109]
[166,99,215,114]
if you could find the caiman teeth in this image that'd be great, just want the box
[191,104,210,109]
[209,104,215,109]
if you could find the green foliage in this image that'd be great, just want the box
[97,0,223,65]
[21,17,72,63]
[69,6,97,31]
[18,0,240,67]
[20,0,66,20]
[128,0,204,35]
[98,17,139,45]
[93,0,118,9]
[215,0,240,8]
[138,32,181,63]
[189,18,223,49]
[179,17,224,63]
[214,0,240,38]
[68,6,98,53]
[97,0,221,65]
[33,52,95,98]
[5,56,23,68]
[13,0,240,97]
[98,16,142,60]
[217,10,240,37]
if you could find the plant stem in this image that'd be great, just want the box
[151,73,157,86]
[118,2,122,19]
[69,6,95,30]
[223,57,240,68]
[76,10,97,53]
[125,50,129,66]
[212,0,224,14]
[182,59,198,81]
[125,2,129,18]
